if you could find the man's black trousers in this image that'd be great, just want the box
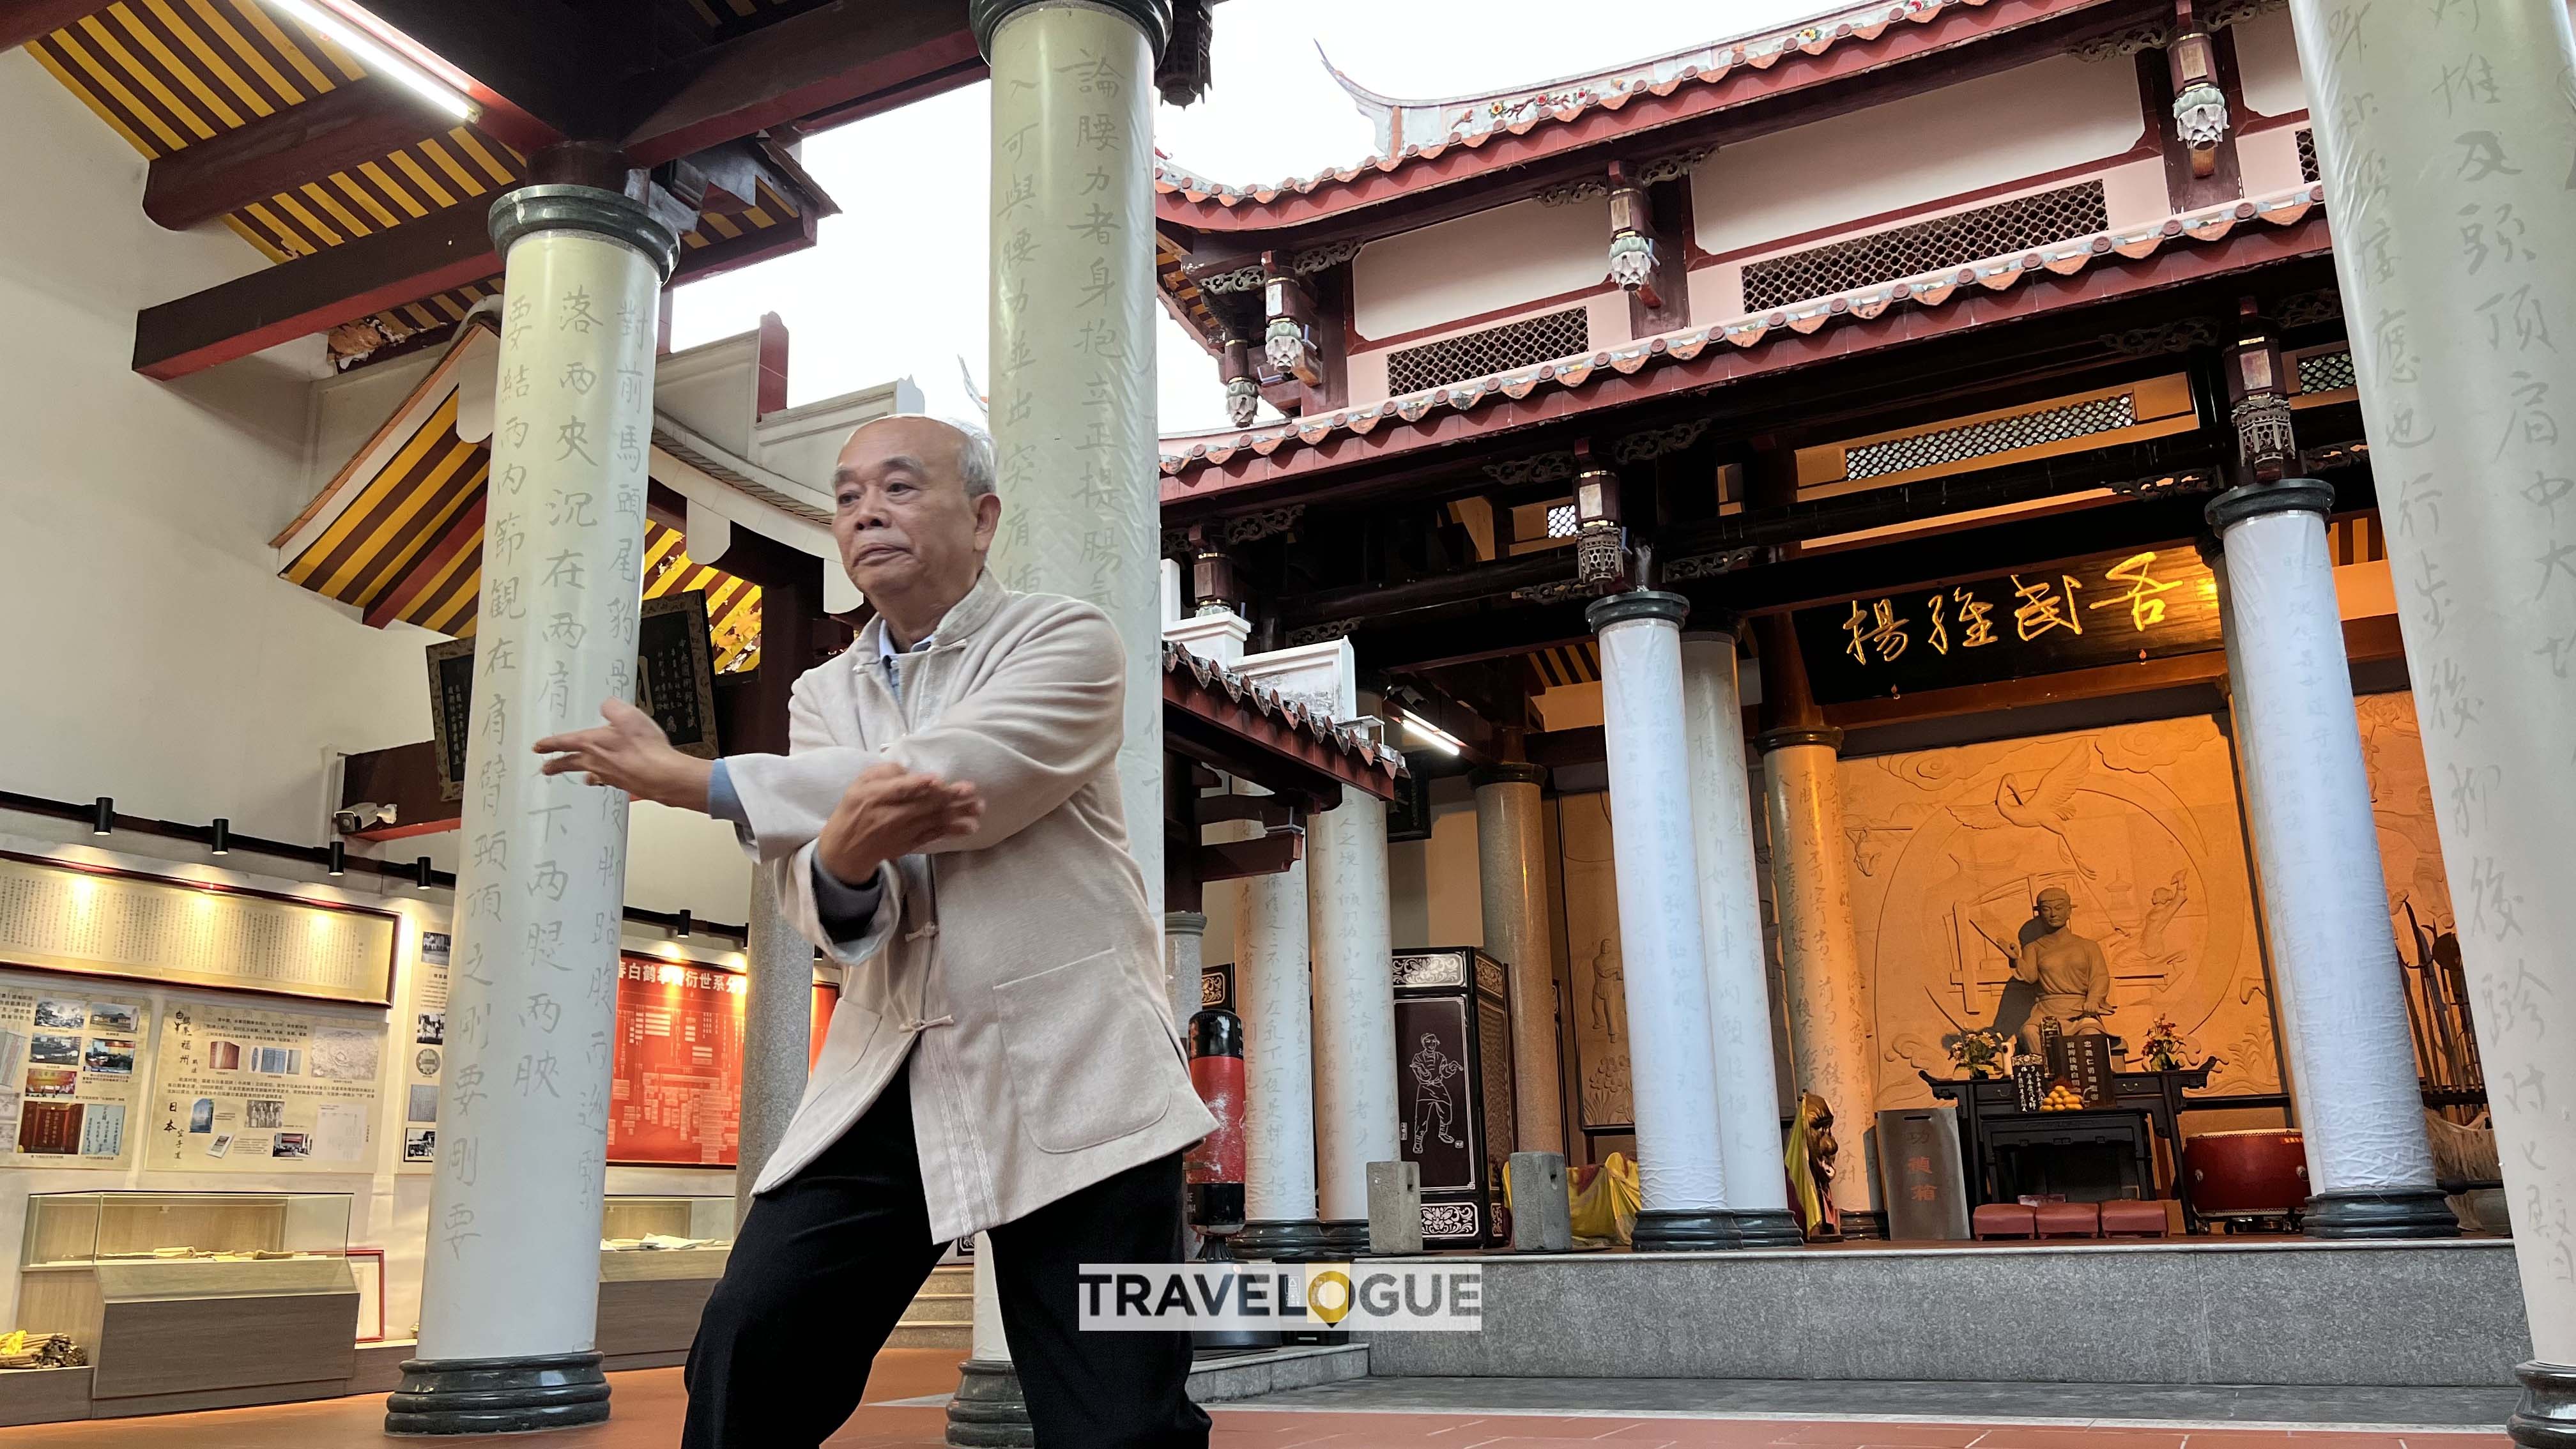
[682,1061,1209,1448]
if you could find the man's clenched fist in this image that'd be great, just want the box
[816,762,983,885]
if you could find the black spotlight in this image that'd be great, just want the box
[414,857,435,889]
[91,798,114,836]
[326,841,346,877]
[674,909,693,939]
[210,818,231,855]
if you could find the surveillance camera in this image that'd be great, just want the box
[335,802,399,834]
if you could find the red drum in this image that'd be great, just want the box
[2184,1129,2310,1218]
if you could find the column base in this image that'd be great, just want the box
[1317,1218,1371,1255]
[1236,1218,1334,1260]
[384,1352,608,1436]
[1834,1211,1888,1241]
[946,1359,1034,1449]
[2510,1360,2576,1449]
[1631,1208,1742,1252]
[1728,1208,1808,1248]
[2302,1188,2461,1239]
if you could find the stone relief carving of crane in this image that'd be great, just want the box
[1995,742,2099,881]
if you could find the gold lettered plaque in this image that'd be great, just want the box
[0,854,397,1006]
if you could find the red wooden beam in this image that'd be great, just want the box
[1199,832,1305,882]
[0,2,107,54]
[620,1,982,165]
[327,0,611,155]
[142,78,454,233]
[133,201,493,381]
[132,194,821,379]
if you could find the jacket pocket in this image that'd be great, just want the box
[807,998,885,1088]
[992,948,1174,1154]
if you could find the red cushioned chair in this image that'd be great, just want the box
[2033,1201,2101,1238]
[2098,1200,2169,1237]
[1972,1202,2035,1239]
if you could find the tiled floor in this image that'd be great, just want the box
[0,1356,2516,1449]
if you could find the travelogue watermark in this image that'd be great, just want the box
[1075,1262,1483,1332]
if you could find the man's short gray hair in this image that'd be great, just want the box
[951,418,997,499]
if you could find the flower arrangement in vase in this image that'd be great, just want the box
[1948,1029,2010,1080]
[2136,1016,2191,1072]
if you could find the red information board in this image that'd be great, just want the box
[606,958,846,1167]
[610,955,746,1166]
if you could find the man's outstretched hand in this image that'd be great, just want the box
[533,698,715,810]
[817,762,983,885]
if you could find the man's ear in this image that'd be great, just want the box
[972,493,1002,550]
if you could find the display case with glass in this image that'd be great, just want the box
[14,1192,355,1361]
[23,1192,351,1271]
[597,1195,732,1315]
[600,1193,733,1252]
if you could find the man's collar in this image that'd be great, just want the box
[864,571,1004,661]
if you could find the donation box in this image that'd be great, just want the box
[1391,948,1515,1249]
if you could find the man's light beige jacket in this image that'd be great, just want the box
[724,572,1213,1242]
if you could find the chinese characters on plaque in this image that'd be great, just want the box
[427,592,721,801]
[1790,546,2223,704]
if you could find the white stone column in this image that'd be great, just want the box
[2210,484,2455,1237]
[1165,910,1208,1035]
[736,862,813,1229]
[1235,860,1327,1258]
[979,0,1165,921]
[1759,726,1884,1237]
[1307,789,1398,1252]
[1586,592,1735,1249]
[390,185,676,1435]
[2287,13,2576,1431]
[1680,628,1801,1248]
[964,4,1172,1440]
[2202,538,2307,1117]
[1472,762,1564,1159]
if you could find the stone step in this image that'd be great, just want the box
[898,1264,978,1330]
[885,1321,972,1350]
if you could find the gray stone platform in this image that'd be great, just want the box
[1225,1374,2522,1429]
[1354,1238,2527,1387]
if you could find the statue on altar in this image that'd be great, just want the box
[1977,886,2113,1056]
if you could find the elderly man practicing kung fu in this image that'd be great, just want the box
[532,416,1214,1449]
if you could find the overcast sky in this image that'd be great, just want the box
[668,0,1831,435]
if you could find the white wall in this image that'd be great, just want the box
[1353,194,1611,341]
[1691,52,2148,259]
[1387,786,1482,949]
[0,52,431,845]
[2232,8,2308,119]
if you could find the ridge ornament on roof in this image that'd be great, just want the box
[1155,0,1986,211]
[1155,183,2328,477]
